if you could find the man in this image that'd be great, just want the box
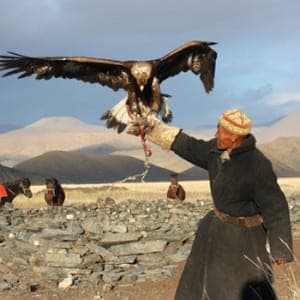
[127,109,293,300]
[167,173,186,201]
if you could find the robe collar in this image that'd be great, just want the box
[211,134,256,162]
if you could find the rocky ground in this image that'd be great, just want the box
[0,195,300,299]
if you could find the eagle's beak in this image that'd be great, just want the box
[140,85,144,92]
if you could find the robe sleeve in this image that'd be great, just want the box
[254,157,293,262]
[171,132,214,170]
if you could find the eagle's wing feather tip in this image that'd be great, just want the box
[100,111,111,120]
[117,123,127,133]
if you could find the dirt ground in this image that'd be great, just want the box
[1,240,299,300]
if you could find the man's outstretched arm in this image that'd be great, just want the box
[128,120,214,169]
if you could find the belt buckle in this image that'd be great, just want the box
[238,216,245,226]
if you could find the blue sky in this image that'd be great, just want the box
[0,0,300,129]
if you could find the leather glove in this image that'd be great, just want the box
[127,117,181,151]
[126,116,153,136]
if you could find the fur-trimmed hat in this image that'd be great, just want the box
[219,109,252,136]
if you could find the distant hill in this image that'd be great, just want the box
[0,164,43,183]
[252,110,300,143]
[112,111,300,175]
[0,154,30,168]
[78,144,119,155]
[0,124,21,134]
[114,136,300,178]
[187,110,300,143]
[15,151,173,183]
[1,110,299,174]
[112,144,194,173]
[0,116,139,166]
[258,137,300,177]
[14,136,300,184]
[179,137,300,179]
[180,166,209,180]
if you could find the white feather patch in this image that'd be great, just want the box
[159,97,172,119]
[110,96,131,124]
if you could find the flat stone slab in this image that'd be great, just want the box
[109,240,167,256]
[34,228,82,241]
[99,232,142,245]
[111,224,127,233]
[45,253,82,268]
[137,253,167,265]
[144,231,195,242]
[0,278,12,291]
[86,242,117,261]
[108,255,137,265]
[82,219,104,235]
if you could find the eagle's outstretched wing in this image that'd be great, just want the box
[0,52,131,91]
[155,41,217,93]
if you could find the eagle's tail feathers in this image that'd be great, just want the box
[117,123,128,133]
[100,96,130,133]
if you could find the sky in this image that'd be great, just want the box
[0,0,300,129]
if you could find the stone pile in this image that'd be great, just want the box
[0,198,212,291]
[289,193,300,239]
[0,195,299,292]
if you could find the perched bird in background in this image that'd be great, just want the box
[0,41,217,156]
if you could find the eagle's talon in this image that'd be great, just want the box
[145,149,152,157]
[139,124,152,157]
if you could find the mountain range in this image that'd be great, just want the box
[0,111,299,183]
[14,151,173,184]
[3,135,299,184]
[0,164,43,183]
[0,117,139,167]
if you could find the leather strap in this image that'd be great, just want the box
[214,208,263,228]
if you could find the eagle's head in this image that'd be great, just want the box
[130,62,152,92]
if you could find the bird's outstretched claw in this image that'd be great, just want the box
[139,124,152,157]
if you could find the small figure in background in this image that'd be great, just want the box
[44,178,65,207]
[0,177,32,207]
[167,173,186,201]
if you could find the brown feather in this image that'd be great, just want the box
[155,40,217,93]
[0,52,131,91]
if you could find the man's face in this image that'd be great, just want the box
[215,124,239,150]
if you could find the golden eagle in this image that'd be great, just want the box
[0,41,217,156]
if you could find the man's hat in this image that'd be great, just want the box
[219,109,252,136]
